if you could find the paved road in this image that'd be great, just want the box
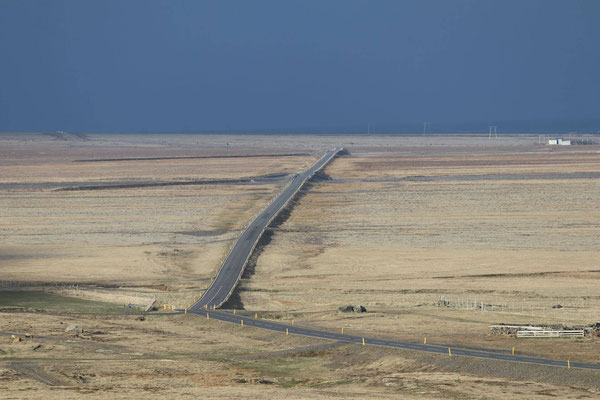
[186,146,599,371]
[192,309,600,371]
[190,148,341,312]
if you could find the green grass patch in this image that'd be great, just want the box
[276,378,309,388]
[0,290,126,313]
[307,379,355,388]
[236,357,317,377]
[202,355,347,388]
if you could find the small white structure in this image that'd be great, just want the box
[517,330,584,338]
[548,138,571,145]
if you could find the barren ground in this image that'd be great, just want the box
[1,132,599,398]
[241,143,600,364]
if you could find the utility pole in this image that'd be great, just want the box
[423,122,431,135]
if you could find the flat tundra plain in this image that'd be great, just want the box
[0,132,599,399]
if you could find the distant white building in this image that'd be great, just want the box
[548,138,571,145]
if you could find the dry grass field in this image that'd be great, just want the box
[3,312,599,399]
[240,143,600,365]
[1,132,599,398]
[1,133,320,306]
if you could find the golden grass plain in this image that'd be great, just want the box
[2,311,599,399]
[1,133,599,398]
[240,146,600,365]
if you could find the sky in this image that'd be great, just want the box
[0,1,599,133]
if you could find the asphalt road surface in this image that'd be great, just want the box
[192,309,600,372]
[186,146,599,371]
[190,148,341,312]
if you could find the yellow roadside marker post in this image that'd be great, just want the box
[341,328,344,334]
[448,348,452,357]
[233,309,236,315]
[241,320,244,327]
[291,320,294,326]
[204,305,207,310]
[424,337,427,345]
[255,313,258,319]
[206,313,209,320]
[163,304,166,311]
[184,308,187,315]
[286,328,289,335]
[362,337,365,346]
[568,360,570,369]
[512,347,515,355]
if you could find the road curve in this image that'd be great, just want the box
[190,148,341,312]
[192,309,600,372]
[185,146,599,371]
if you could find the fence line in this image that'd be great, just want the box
[517,330,584,338]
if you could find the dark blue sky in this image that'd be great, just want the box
[1,1,599,133]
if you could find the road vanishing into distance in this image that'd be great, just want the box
[187,147,599,371]
[190,148,341,311]
[191,309,600,371]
